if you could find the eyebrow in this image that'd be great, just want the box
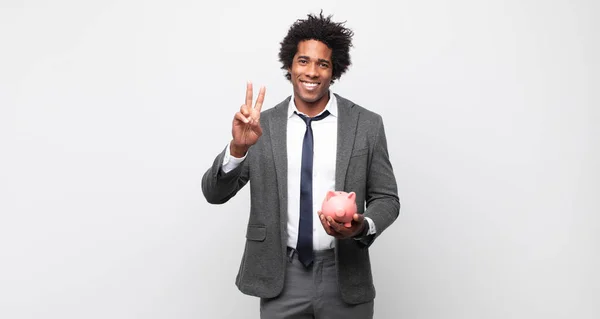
[297,55,331,65]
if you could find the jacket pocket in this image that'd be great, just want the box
[246,224,266,242]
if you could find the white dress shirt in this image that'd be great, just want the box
[222,91,375,250]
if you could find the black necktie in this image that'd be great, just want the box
[295,110,330,268]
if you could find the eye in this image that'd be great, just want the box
[298,59,307,65]
[320,63,329,68]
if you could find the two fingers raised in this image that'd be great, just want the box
[245,82,266,115]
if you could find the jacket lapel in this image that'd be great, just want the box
[269,97,290,247]
[334,94,359,191]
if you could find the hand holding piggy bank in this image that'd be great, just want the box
[321,190,357,228]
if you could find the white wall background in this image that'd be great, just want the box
[1,0,598,318]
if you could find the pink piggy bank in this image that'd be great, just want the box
[321,191,357,228]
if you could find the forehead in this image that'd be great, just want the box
[295,39,332,60]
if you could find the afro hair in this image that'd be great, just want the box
[278,11,354,84]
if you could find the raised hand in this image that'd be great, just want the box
[231,82,266,157]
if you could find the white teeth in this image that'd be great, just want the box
[302,82,318,90]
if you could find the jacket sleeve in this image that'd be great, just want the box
[201,144,250,205]
[358,116,400,247]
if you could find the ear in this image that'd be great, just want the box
[347,192,356,201]
[325,190,336,201]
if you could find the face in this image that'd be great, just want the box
[288,40,333,108]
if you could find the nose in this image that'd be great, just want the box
[305,63,319,78]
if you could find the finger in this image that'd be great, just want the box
[327,216,344,233]
[254,86,266,112]
[234,112,250,124]
[319,214,330,231]
[319,214,335,236]
[240,104,251,117]
[245,81,253,107]
[353,213,365,222]
[250,121,263,136]
[318,212,332,227]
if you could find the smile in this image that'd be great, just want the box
[300,81,319,91]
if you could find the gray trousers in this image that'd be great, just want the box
[260,248,374,319]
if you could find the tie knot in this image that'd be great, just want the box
[295,110,330,126]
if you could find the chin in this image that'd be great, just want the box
[298,91,326,104]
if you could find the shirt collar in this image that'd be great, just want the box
[287,91,338,119]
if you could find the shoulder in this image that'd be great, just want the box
[260,95,291,120]
[335,93,383,125]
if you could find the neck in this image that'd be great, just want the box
[294,92,330,117]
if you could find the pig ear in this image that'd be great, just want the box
[325,190,336,201]
[347,192,356,200]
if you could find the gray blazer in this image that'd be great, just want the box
[201,93,400,305]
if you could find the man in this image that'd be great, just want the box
[202,12,400,319]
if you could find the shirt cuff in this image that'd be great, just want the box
[222,142,247,173]
[354,216,376,241]
[364,216,376,235]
